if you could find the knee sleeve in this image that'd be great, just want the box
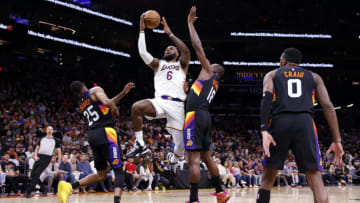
[114,168,124,189]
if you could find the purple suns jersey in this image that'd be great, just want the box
[271,66,316,116]
[186,74,219,112]
[79,88,113,130]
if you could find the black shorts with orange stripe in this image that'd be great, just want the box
[183,110,212,151]
[262,112,323,173]
[88,127,122,171]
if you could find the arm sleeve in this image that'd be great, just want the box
[138,32,154,65]
[260,91,273,131]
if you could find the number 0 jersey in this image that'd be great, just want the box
[186,74,219,112]
[154,60,186,101]
[271,66,316,116]
[79,89,113,130]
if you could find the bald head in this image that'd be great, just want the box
[211,64,224,79]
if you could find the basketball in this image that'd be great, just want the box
[144,10,160,29]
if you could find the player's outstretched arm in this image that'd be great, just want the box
[187,6,211,74]
[161,17,190,70]
[92,87,119,117]
[260,71,276,157]
[313,73,344,165]
[313,73,341,141]
[138,13,160,71]
[111,82,135,104]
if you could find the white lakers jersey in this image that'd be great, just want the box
[154,60,186,101]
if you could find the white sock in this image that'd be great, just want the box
[135,131,145,146]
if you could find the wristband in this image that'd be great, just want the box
[169,33,174,38]
[333,140,341,143]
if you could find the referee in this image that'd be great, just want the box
[25,126,62,198]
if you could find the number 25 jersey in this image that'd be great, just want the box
[271,66,316,116]
[154,60,186,101]
[79,89,113,130]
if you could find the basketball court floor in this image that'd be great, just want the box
[1,186,359,202]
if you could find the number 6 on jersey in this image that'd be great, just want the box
[167,71,173,80]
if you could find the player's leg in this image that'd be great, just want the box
[131,99,156,142]
[113,167,125,203]
[257,114,291,203]
[25,155,51,198]
[58,142,109,203]
[164,101,185,163]
[127,99,159,158]
[305,169,328,203]
[201,151,222,192]
[201,111,230,203]
[188,150,201,203]
[166,128,185,164]
[256,167,278,203]
[201,150,230,203]
[292,114,328,203]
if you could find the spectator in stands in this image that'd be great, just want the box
[16,144,26,157]
[89,159,112,192]
[231,161,242,187]
[77,153,95,193]
[223,161,236,188]
[245,162,257,187]
[124,158,138,191]
[215,158,226,186]
[254,162,263,186]
[59,154,75,184]
[153,156,169,190]
[276,169,289,187]
[1,153,28,195]
[239,160,250,187]
[136,159,153,191]
[25,146,35,159]
[69,155,80,193]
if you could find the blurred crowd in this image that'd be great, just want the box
[0,76,360,197]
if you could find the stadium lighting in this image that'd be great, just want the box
[28,30,131,57]
[230,32,332,39]
[223,61,334,68]
[334,106,341,110]
[190,60,201,65]
[0,23,9,30]
[44,0,133,26]
[347,104,354,108]
[153,29,165,34]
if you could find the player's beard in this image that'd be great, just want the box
[162,53,177,61]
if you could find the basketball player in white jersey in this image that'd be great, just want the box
[126,13,190,163]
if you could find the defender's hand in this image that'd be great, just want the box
[326,142,344,166]
[161,17,172,36]
[261,131,277,158]
[187,6,199,24]
[123,82,136,94]
[140,13,146,31]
